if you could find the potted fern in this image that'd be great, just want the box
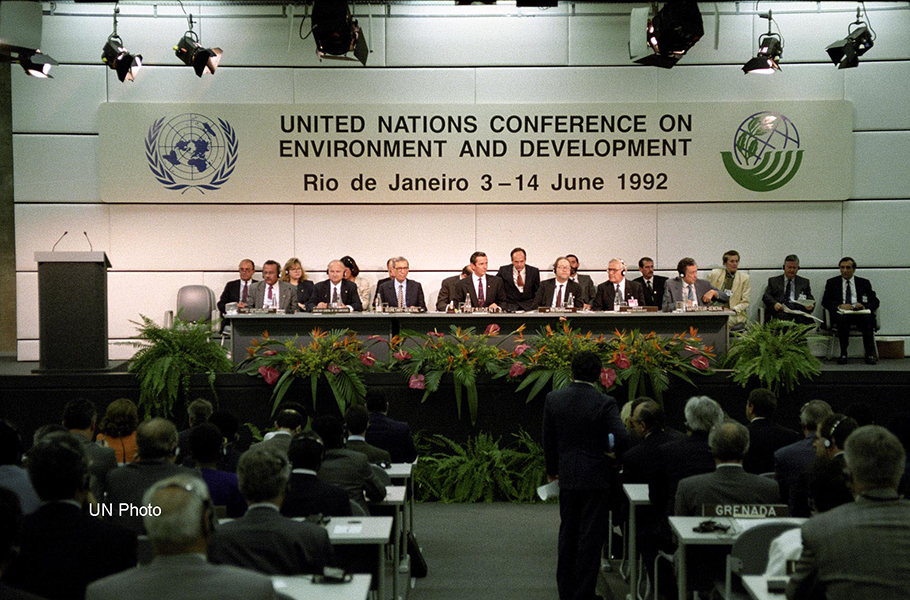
[723,320,822,395]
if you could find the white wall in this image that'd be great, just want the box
[11,2,910,359]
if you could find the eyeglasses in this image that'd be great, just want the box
[607,268,623,273]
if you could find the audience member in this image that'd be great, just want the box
[344,404,391,464]
[0,488,44,600]
[0,420,39,515]
[707,250,751,329]
[98,399,139,464]
[814,414,859,469]
[436,264,473,312]
[190,423,245,518]
[775,400,833,517]
[208,448,333,575]
[177,398,213,466]
[32,424,68,443]
[364,391,418,463]
[249,409,304,456]
[622,399,683,484]
[282,431,352,518]
[311,415,386,509]
[86,475,277,600]
[62,399,118,503]
[207,411,243,473]
[496,247,541,312]
[742,389,801,475]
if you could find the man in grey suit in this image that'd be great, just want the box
[249,408,304,457]
[566,254,596,307]
[208,448,333,575]
[675,421,780,516]
[787,425,910,600]
[311,415,386,509]
[87,475,277,600]
[244,260,296,312]
[661,257,729,311]
[775,400,833,517]
[763,254,816,324]
[344,404,391,465]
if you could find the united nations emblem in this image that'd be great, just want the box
[721,112,802,192]
[146,113,238,193]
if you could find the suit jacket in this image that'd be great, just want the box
[707,269,751,326]
[763,274,814,322]
[543,382,627,490]
[217,278,258,315]
[453,274,507,309]
[5,502,138,600]
[294,280,316,311]
[249,432,292,457]
[571,274,597,305]
[86,554,277,600]
[496,264,541,311]
[633,275,668,308]
[105,460,202,534]
[821,275,880,318]
[787,490,910,600]
[532,278,583,310]
[307,279,363,312]
[318,448,387,505]
[622,428,684,485]
[661,277,728,311]
[743,418,801,475]
[345,438,392,465]
[208,505,333,576]
[246,280,296,313]
[436,275,463,312]
[591,279,647,311]
[78,436,118,502]
[365,413,418,463]
[650,432,716,515]
[281,472,353,518]
[774,436,816,517]
[375,279,426,311]
[674,464,781,516]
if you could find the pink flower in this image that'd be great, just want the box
[368,335,384,341]
[327,364,342,375]
[484,323,501,336]
[684,345,701,355]
[427,331,445,338]
[600,368,616,388]
[614,353,631,370]
[360,352,376,367]
[408,374,426,390]
[691,356,710,371]
[509,362,527,378]
[393,350,412,360]
[258,366,280,386]
[262,350,278,356]
[514,343,531,356]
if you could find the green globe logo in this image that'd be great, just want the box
[721,112,803,192]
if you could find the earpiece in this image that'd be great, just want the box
[826,417,845,448]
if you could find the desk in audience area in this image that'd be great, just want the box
[272,573,371,600]
[742,575,788,600]
[226,311,732,364]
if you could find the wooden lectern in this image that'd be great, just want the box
[34,251,112,371]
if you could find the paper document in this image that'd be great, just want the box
[782,306,822,323]
[333,524,363,535]
[791,298,815,309]
[838,308,871,315]
[537,480,559,501]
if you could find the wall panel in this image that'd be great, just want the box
[853,132,910,199]
[846,62,910,131]
[476,66,657,103]
[12,65,106,134]
[14,204,111,272]
[13,135,100,203]
[106,66,295,104]
[843,200,910,267]
[293,68,476,105]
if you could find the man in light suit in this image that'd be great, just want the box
[533,256,583,310]
[208,448,333,575]
[375,257,426,310]
[308,260,363,311]
[661,257,729,311]
[787,426,910,600]
[496,247,541,312]
[674,421,780,516]
[775,400,833,517]
[543,351,628,600]
[763,254,815,324]
[453,251,506,310]
[87,475,278,600]
[435,264,473,312]
[707,250,751,329]
[217,259,257,316]
[633,256,668,308]
[244,260,296,312]
[821,256,880,365]
[566,254,596,307]
[592,258,647,311]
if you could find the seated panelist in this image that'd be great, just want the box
[453,251,506,310]
[533,256,583,309]
[375,257,426,310]
[592,258,646,311]
[307,260,364,312]
[281,257,315,312]
[661,257,729,311]
[243,260,296,312]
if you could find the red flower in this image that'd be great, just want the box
[409,374,426,390]
[691,356,710,370]
[427,331,445,338]
[484,323,501,336]
[327,364,342,374]
[360,352,376,367]
[514,343,531,356]
[258,366,280,385]
[614,353,631,370]
[393,350,412,360]
[262,350,277,356]
[684,345,701,355]
[509,362,527,378]
[600,368,616,388]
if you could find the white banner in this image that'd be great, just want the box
[99,101,853,203]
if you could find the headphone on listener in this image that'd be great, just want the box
[823,417,846,449]
[160,481,217,535]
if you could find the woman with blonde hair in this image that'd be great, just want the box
[281,257,315,311]
[98,398,139,464]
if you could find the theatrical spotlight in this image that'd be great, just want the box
[826,7,874,69]
[311,0,369,66]
[743,11,783,74]
[174,15,221,77]
[0,0,59,78]
[629,2,703,69]
[20,50,58,78]
[101,5,141,82]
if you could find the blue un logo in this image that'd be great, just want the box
[146,113,238,193]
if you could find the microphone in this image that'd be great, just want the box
[83,231,94,252]
[52,231,68,251]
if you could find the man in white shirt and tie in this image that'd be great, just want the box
[592,259,646,311]
[453,252,506,309]
[245,260,296,312]
[375,257,427,311]
[533,256,583,309]
[217,259,257,316]
[661,257,728,311]
[632,256,669,308]
[821,257,880,365]
[309,260,363,311]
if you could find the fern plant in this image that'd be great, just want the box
[126,315,232,418]
[723,320,822,395]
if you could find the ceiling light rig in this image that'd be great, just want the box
[20,50,58,79]
[0,0,59,78]
[101,4,142,82]
[743,10,783,75]
[826,5,875,69]
[311,0,369,66]
[174,14,222,77]
[629,2,704,69]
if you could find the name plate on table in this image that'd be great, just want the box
[537,307,577,313]
[239,308,288,315]
[619,306,658,312]
[313,307,354,314]
[379,307,426,314]
[459,307,503,314]
[702,504,789,518]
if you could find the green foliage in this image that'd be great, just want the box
[243,422,264,443]
[126,315,232,418]
[723,320,822,395]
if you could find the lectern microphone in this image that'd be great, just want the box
[84,231,94,252]
[52,231,68,251]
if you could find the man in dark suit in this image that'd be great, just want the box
[372,257,396,304]
[216,259,257,316]
[365,391,418,464]
[176,398,212,467]
[308,259,363,311]
[282,431,352,518]
[633,256,668,308]
[311,415,386,509]
[661,257,729,311]
[435,264,473,312]
[453,251,506,310]
[623,399,684,485]
[566,254,596,307]
[496,247,541,312]
[742,389,801,475]
[788,426,910,600]
[249,408,304,457]
[775,400,833,517]
[208,448,333,575]
[244,260,296,313]
[344,404,391,464]
[4,433,137,600]
[543,351,628,600]
[822,256,880,365]
[63,398,118,502]
[814,414,859,469]
[532,256,583,310]
[763,254,816,324]
[592,258,647,311]
[374,256,426,311]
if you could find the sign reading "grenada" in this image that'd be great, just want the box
[702,504,790,518]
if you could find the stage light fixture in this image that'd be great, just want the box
[826,7,875,69]
[101,5,141,82]
[629,2,703,69]
[20,50,58,78]
[743,11,783,74]
[0,1,58,79]
[311,0,368,66]
[174,15,222,77]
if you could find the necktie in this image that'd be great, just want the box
[516,271,524,288]
[397,283,404,308]
[267,285,273,306]
[477,278,485,306]
[331,286,339,305]
[846,280,852,304]
[556,284,563,308]
[688,284,696,303]
[646,280,653,295]
[615,283,622,300]
[240,282,248,304]
[785,279,792,302]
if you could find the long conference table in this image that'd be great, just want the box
[226,310,732,364]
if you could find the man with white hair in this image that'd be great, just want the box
[592,258,646,311]
[87,475,277,600]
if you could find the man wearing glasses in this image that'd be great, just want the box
[592,258,646,311]
[374,257,426,311]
